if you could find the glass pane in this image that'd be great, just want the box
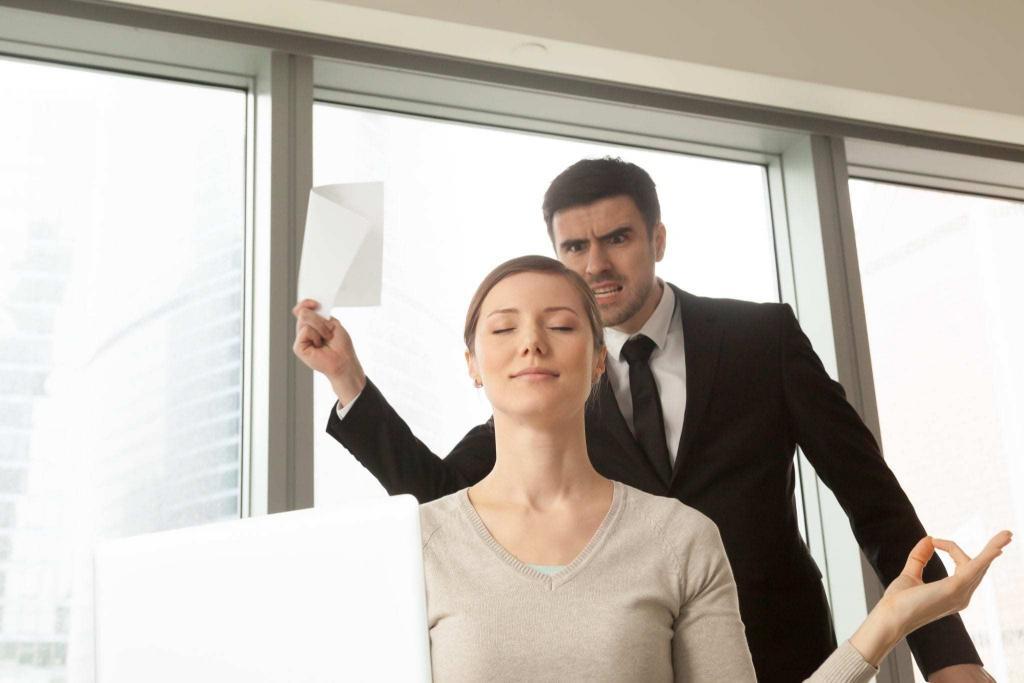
[850,179,1024,681]
[0,57,246,681]
[312,103,779,503]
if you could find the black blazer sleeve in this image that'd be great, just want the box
[779,304,981,677]
[325,377,496,502]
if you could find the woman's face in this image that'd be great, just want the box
[467,271,605,423]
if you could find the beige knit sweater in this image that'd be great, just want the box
[421,480,876,682]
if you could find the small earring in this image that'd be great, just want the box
[474,379,482,388]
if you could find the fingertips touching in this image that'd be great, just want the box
[931,539,970,565]
[901,536,935,577]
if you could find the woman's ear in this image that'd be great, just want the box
[466,349,482,388]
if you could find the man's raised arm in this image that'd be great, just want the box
[293,300,495,502]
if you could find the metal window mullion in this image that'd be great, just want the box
[248,52,314,517]
[804,136,915,682]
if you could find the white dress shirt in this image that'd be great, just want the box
[602,280,687,466]
[336,389,360,420]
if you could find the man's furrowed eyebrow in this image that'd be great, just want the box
[598,226,633,241]
[485,306,580,318]
[558,226,633,251]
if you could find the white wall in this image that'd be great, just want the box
[108,0,1024,143]
[332,0,1024,117]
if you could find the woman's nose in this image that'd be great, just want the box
[518,326,548,356]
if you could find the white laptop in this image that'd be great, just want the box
[94,494,431,683]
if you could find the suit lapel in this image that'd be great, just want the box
[671,286,722,485]
[593,374,671,488]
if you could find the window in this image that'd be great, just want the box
[849,179,1024,681]
[0,56,246,681]
[311,103,779,502]
[5,8,1019,681]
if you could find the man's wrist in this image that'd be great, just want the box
[928,664,992,682]
[330,369,366,407]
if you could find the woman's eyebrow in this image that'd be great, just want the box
[486,306,580,318]
[543,306,580,317]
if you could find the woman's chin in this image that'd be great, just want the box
[493,395,587,426]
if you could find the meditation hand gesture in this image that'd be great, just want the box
[850,531,1012,669]
[291,299,366,404]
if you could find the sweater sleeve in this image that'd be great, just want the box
[672,517,757,682]
[803,641,877,683]
[669,520,877,683]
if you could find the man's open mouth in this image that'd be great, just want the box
[592,284,624,298]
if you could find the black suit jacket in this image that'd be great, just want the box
[327,284,980,681]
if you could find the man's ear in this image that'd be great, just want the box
[653,222,667,262]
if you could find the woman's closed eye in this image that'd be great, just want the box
[491,325,575,334]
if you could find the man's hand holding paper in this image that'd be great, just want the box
[292,300,365,406]
[293,182,383,406]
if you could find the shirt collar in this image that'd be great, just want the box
[604,280,676,361]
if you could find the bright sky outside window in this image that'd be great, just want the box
[849,179,1024,681]
[0,57,246,681]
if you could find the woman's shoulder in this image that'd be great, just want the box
[418,489,467,549]
[619,483,722,550]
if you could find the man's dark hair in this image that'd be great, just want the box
[542,157,661,240]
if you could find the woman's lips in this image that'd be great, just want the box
[512,368,559,379]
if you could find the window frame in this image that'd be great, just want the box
[4,3,1024,680]
[0,4,317,518]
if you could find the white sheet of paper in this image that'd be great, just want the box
[297,182,383,311]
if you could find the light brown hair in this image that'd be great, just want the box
[463,255,604,355]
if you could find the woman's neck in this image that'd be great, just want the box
[472,408,606,509]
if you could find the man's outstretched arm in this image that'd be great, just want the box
[293,300,495,503]
[327,377,494,502]
[778,304,986,680]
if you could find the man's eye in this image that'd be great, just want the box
[565,243,584,254]
[609,233,627,244]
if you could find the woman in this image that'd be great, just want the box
[294,255,1011,682]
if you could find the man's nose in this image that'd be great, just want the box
[585,243,610,276]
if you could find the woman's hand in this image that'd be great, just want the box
[291,299,366,405]
[849,530,1012,668]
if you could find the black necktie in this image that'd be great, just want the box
[621,335,672,484]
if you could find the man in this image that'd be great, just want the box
[293,158,988,681]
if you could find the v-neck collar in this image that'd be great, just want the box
[458,480,625,590]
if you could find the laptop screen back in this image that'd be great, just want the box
[94,495,430,682]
